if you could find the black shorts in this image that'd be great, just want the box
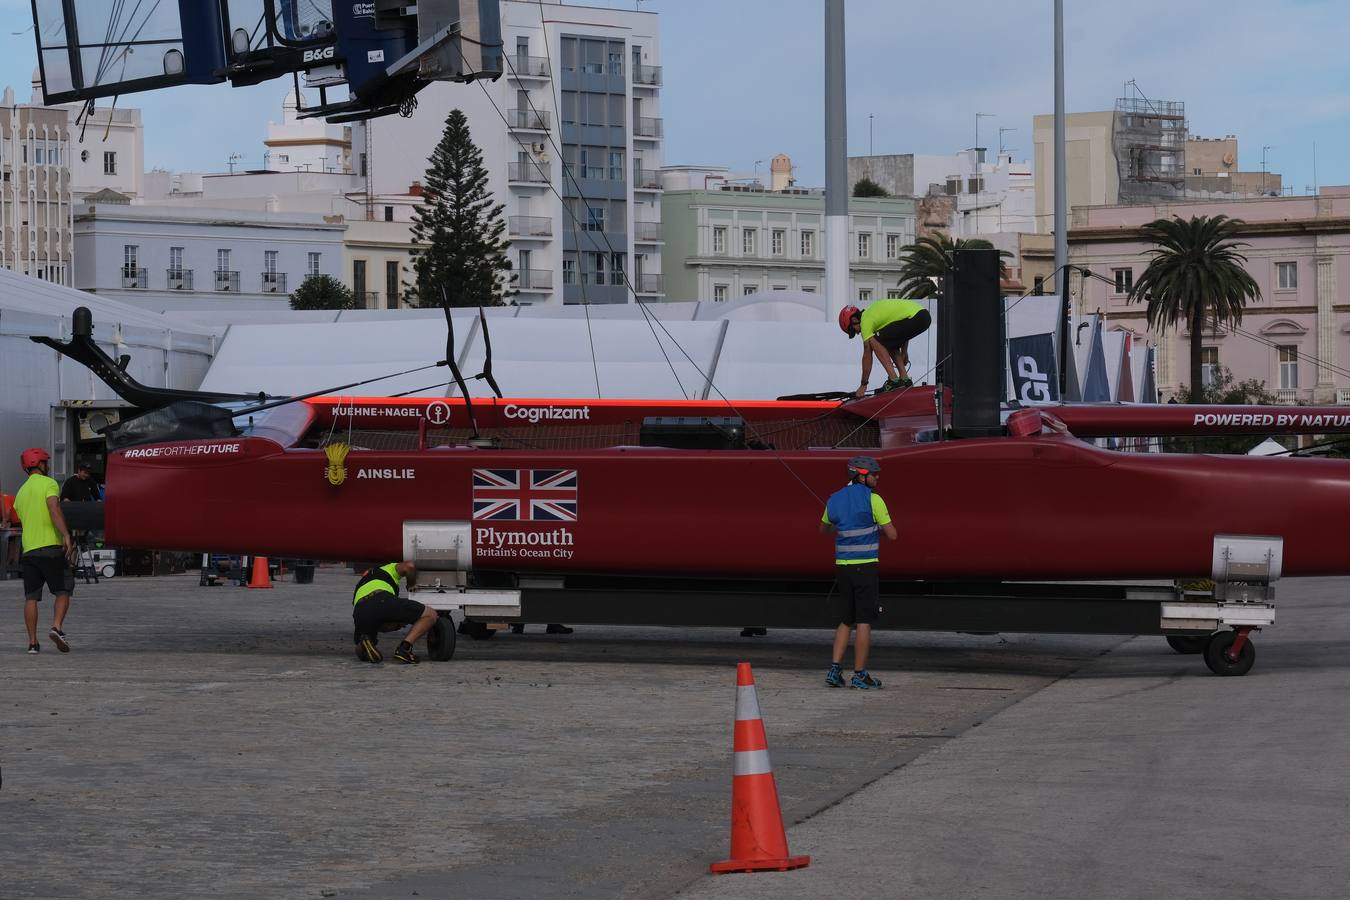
[22,546,75,601]
[352,591,428,641]
[874,308,932,354]
[831,563,880,626]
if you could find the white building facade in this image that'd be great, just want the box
[1,84,73,285]
[357,0,663,305]
[74,202,345,312]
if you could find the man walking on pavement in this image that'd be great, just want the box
[352,561,438,664]
[839,299,932,399]
[14,448,76,654]
[820,456,897,689]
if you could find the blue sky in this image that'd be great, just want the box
[5,0,1347,193]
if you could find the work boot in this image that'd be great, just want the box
[394,641,420,664]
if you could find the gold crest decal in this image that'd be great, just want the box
[324,442,350,486]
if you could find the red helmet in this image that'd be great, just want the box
[838,305,860,337]
[20,448,50,470]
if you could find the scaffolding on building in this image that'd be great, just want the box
[1113,85,1186,205]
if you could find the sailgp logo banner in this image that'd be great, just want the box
[1009,333,1060,403]
[472,469,580,522]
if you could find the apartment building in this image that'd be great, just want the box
[0,84,72,285]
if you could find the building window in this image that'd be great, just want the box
[771,229,785,256]
[742,228,756,255]
[308,252,321,276]
[802,285,816,293]
[611,252,625,286]
[1113,268,1133,295]
[122,244,138,276]
[359,153,368,177]
[801,230,815,258]
[887,289,904,299]
[886,234,900,260]
[278,154,289,165]
[563,258,576,284]
[586,206,605,232]
[353,259,367,303]
[217,249,231,271]
[264,250,278,274]
[772,284,787,291]
[713,284,728,302]
[383,206,394,222]
[1279,346,1299,390]
[1277,261,1298,291]
[104,151,117,175]
[1201,347,1218,388]
[858,289,873,303]
[1033,275,1045,295]
[609,151,624,182]
[712,226,727,254]
[743,285,758,295]
[857,232,872,259]
[169,247,184,274]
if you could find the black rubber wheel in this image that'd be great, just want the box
[457,620,495,641]
[1166,635,1206,654]
[1203,630,1255,676]
[427,616,456,662]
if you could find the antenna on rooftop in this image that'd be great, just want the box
[227,152,242,174]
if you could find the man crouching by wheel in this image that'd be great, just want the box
[352,561,437,664]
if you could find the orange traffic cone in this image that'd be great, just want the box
[247,556,273,589]
[710,663,810,874]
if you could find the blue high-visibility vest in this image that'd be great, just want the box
[825,482,880,564]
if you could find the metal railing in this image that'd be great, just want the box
[214,270,240,292]
[516,269,553,290]
[509,55,550,78]
[634,117,663,138]
[634,221,664,242]
[121,267,146,288]
[509,216,553,237]
[508,108,551,130]
[633,168,661,190]
[636,273,664,293]
[508,161,550,183]
[633,63,662,86]
[359,291,381,308]
[166,268,193,290]
[261,272,288,294]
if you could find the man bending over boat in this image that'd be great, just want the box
[839,299,932,399]
[820,456,897,689]
[352,561,438,664]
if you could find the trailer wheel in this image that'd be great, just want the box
[457,620,495,641]
[1166,635,1206,654]
[427,616,456,662]
[1203,630,1255,677]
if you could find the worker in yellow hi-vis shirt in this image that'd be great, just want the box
[14,448,75,655]
[838,299,932,398]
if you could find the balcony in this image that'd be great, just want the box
[634,117,664,139]
[121,267,147,289]
[214,270,240,292]
[516,269,553,291]
[508,55,550,79]
[634,221,664,243]
[166,268,193,291]
[507,108,551,131]
[508,216,553,237]
[508,161,550,184]
[633,168,662,191]
[1277,387,1299,403]
[636,273,663,294]
[359,291,381,309]
[261,272,288,294]
[633,63,662,86]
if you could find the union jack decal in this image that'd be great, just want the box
[472,468,579,521]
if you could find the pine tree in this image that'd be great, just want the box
[289,274,355,310]
[407,109,515,307]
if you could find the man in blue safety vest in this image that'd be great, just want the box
[820,456,897,689]
[352,560,438,664]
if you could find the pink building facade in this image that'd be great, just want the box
[1068,190,1350,403]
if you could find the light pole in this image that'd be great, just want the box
[975,112,993,234]
[869,113,874,157]
[1261,145,1273,195]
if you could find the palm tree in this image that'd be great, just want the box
[894,233,1010,298]
[1127,215,1261,396]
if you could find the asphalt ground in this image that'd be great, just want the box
[1,569,1344,899]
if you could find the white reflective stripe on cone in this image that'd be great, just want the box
[733,748,773,776]
[735,685,761,721]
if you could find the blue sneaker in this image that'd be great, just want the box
[825,665,845,688]
[850,670,882,690]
